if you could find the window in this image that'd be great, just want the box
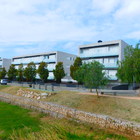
[80,49,83,54]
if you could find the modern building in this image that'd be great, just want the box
[79,40,128,80]
[0,58,11,72]
[12,51,77,81]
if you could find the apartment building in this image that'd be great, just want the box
[79,40,128,80]
[12,51,77,81]
[0,58,11,71]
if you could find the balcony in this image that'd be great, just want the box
[13,59,56,65]
[44,58,56,63]
[109,75,118,80]
[103,63,118,68]
[48,67,55,71]
[48,75,54,80]
[80,51,119,58]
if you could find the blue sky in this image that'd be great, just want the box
[0,0,140,58]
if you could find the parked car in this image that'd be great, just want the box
[0,79,8,85]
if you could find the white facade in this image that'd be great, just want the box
[0,58,11,72]
[12,51,77,81]
[79,40,128,80]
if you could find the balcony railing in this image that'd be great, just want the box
[103,63,118,68]
[80,51,119,58]
[108,75,118,80]
[44,58,56,63]
[13,59,56,65]
[48,76,54,80]
[48,67,55,71]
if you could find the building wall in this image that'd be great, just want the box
[79,40,128,80]
[56,51,77,82]
[0,58,11,72]
[12,51,77,81]
[13,53,57,80]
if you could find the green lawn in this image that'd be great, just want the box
[0,101,130,140]
[0,101,40,139]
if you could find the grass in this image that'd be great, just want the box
[0,101,131,140]
[0,101,40,139]
[44,91,140,123]
[0,85,140,123]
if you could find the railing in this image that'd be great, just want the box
[80,51,119,58]
[109,75,118,80]
[48,76,54,80]
[12,59,56,65]
[103,63,118,68]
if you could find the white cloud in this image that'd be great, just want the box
[114,0,140,20]
[125,31,140,40]
[91,0,121,16]
[0,0,139,58]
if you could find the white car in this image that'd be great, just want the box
[0,79,8,85]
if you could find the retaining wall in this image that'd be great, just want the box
[0,92,140,136]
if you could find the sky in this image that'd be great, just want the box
[0,0,140,58]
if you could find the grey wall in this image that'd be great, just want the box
[2,58,11,72]
[57,51,77,81]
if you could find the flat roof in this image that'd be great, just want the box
[13,51,57,59]
[13,51,77,59]
[79,40,127,49]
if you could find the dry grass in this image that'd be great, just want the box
[44,91,140,123]
[0,85,44,95]
[0,85,140,123]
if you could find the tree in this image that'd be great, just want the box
[37,62,49,82]
[17,64,24,82]
[75,61,108,97]
[7,64,17,80]
[70,57,82,80]
[53,62,65,83]
[24,62,36,82]
[117,44,140,86]
[74,63,87,84]
[0,68,7,79]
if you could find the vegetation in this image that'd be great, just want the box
[53,62,65,83]
[117,44,140,84]
[24,62,36,82]
[70,57,82,81]
[0,101,130,140]
[0,101,40,139]
[75,61,108,96]
[17,64,24,82]
[0,67,7,79]
[0,85,140,123]
[37,62,49,82]
[7,64,17,80]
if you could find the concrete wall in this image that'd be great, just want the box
[0,58,11,72]
[120,40,129,61]
[0,92,140,137]
[57,51,77,81]
[3,58,11,72]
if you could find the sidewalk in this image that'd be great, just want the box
[78,92,140,100]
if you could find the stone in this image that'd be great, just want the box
[37,96,41,100]
[41,93,48,96]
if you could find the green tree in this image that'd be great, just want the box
[75,61,108,97]
[24,62,36,82]
[17,64,24,82]
[70,57,82,80]
[74,63,87,84]
[0,68,7,79]
[7,64,17,80]
[53,62,65,83]
[37,62,49,82]
[117,44,140,85]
